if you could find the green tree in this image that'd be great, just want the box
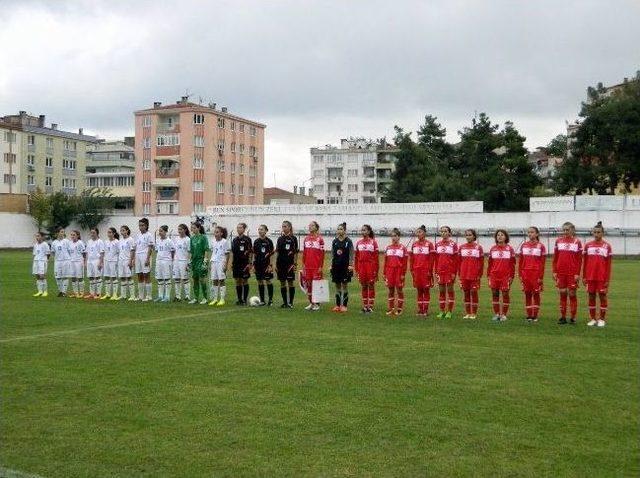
[47,192,77,237]
[28,188,52,233]
[546,134,568,158]
[558,75,640,194]
[75,187,115,231]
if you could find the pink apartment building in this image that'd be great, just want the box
[134,97,265,215]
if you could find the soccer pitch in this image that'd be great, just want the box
[1,251,638,477]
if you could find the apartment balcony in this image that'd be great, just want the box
[377,171,392,181]
[154,154,180,162]
[327,176,343,183]
[156,188,180,201]
[362,158,376,167]
[156,164,180,178]
[156,145,180,156]
[152,177,180,187]
[156,122,181,134]
[376,161,394,170]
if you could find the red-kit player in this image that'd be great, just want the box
[354,224,379,313]
[582,221,612,328]
[383,228,408,317]
[458,229,483,320]
[518,226,546,323]
[410,225,435,317]
[553,221,582,325]
[434,225,459,319]
[301,221,325,311]
[487,229,516,322]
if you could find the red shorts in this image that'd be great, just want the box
[586,280,608,294]
[555,273,578,290]
[301,268,322,283]
[460,278,480,291]
[357,265,377,285]
[489,276,512,291]
[384,268,405,288]
[520,270,543,292]
[411,270,433,289]
[437,272,456,285]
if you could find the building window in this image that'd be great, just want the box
[193,114,205,124]
[27,155,35,166]
[143,204,150,215]
[193,136,204,147]
[250,126,257,136]
[63,140,77,151]
[45,176,52,186]
[27,175,35,185]
[3,174,16,184]
[193,181,204,191]
[157,134,180,146]
[193,156,204,169]
[239,144,245,155]
[249,165,256,177]
[142,181,151,192]
[62,178,76,189]
[249,186,255,196]
[217,160,225,172]
[313,169,324,178]
[46,137,54,148]
[217,117,225,129]
[143,116,152,127]
[249,146,257,157]
[347,199,358,204]
[194,203,204,213]
[143,159,151,170]
[347,169,358,177]
[230,121,236,131]
[239,124,245,133]
[3,153,16,163]
[314,185,324,194]
[313,155,323,163]
[143,138,151,149]
[348,184,358,192]
[238,185,244,195]
[62,159,77,170]
[45,157,53,168]
[239,163,245,175]
[230,162,236,174]
[230,142,236,153]
[216,182,224,193]
[230,184,236,195]
[3,132,16,143]
[217,139,225,151]
[27,135,35,146]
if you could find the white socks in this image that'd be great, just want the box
[183,281,191,300]
[219,285,226,300]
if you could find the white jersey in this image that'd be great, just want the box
[173,236,190,261]
[86,238,105,261]
[51,238,71,261]
[69,240,86,262]
[33,241,50,261]
[210,238,230,263]
[136,231,155,256]
[104,239,120,262]
[118,236,135,262]
[156,237,175,261]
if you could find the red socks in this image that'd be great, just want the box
[417,288,431,314]
[569,294,578,319]
[438,290,446,311]
[588,295,597,320]
[559,291,568,318]
[532,291,540,318]
[501,291,510,316]
[470,289,478,315]
[525,291,533,317]
[463,289,471,314]
[447,289,455,312]
[397,290,404,311]
[599,293,608,320]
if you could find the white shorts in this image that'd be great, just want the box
[32,260,47,276]
[118,261,132,279]
[210,261,227,281]
[155,260,173,280]
[54,260,70,278]
[135,255,151,274]
[103,261,118,278]
[87,259,102,278]
[173,260,189,280]
[70,261,84,279]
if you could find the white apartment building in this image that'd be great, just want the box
[86,139,136,213]
[310,138,397,204]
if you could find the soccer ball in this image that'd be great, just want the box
[249,296,262,307]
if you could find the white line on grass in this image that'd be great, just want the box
[0,308,242,344]
[0,466,46,478]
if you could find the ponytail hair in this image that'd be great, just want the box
[440,225,452,234]
[121,225,131,236]
[391,227,401,237]
[465,228,477,240]
[416,224,426,234]
[260,224,269,232]
[594,221,604,233]
[90,227,99,235]
[494,228,510,243]
[216,226,228,239]
[108,227,120,240]
[529,226,540,241]
[310,220,319,232]
[362,224,374,239]
[178,223,190,237]
[339,222,347,230]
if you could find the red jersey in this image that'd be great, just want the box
[410,239,434,272]
[518,241,546,277]
[582,240,612,282]
[458,242,484,280]
[302,234,324,272]
[553,236,582,276]
[487,244,516,280]
[434,239,459,275]
[384,243,408,272]
[355,238,379,274]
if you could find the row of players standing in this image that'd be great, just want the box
[33,218,612,325]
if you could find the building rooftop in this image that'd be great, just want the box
[1,112,97,142]
[134,97,266,128]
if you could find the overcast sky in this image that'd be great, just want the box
[1,0,638,190]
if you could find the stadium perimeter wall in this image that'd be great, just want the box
[2,202,639,254]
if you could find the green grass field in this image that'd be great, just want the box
[1,250,638,477]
